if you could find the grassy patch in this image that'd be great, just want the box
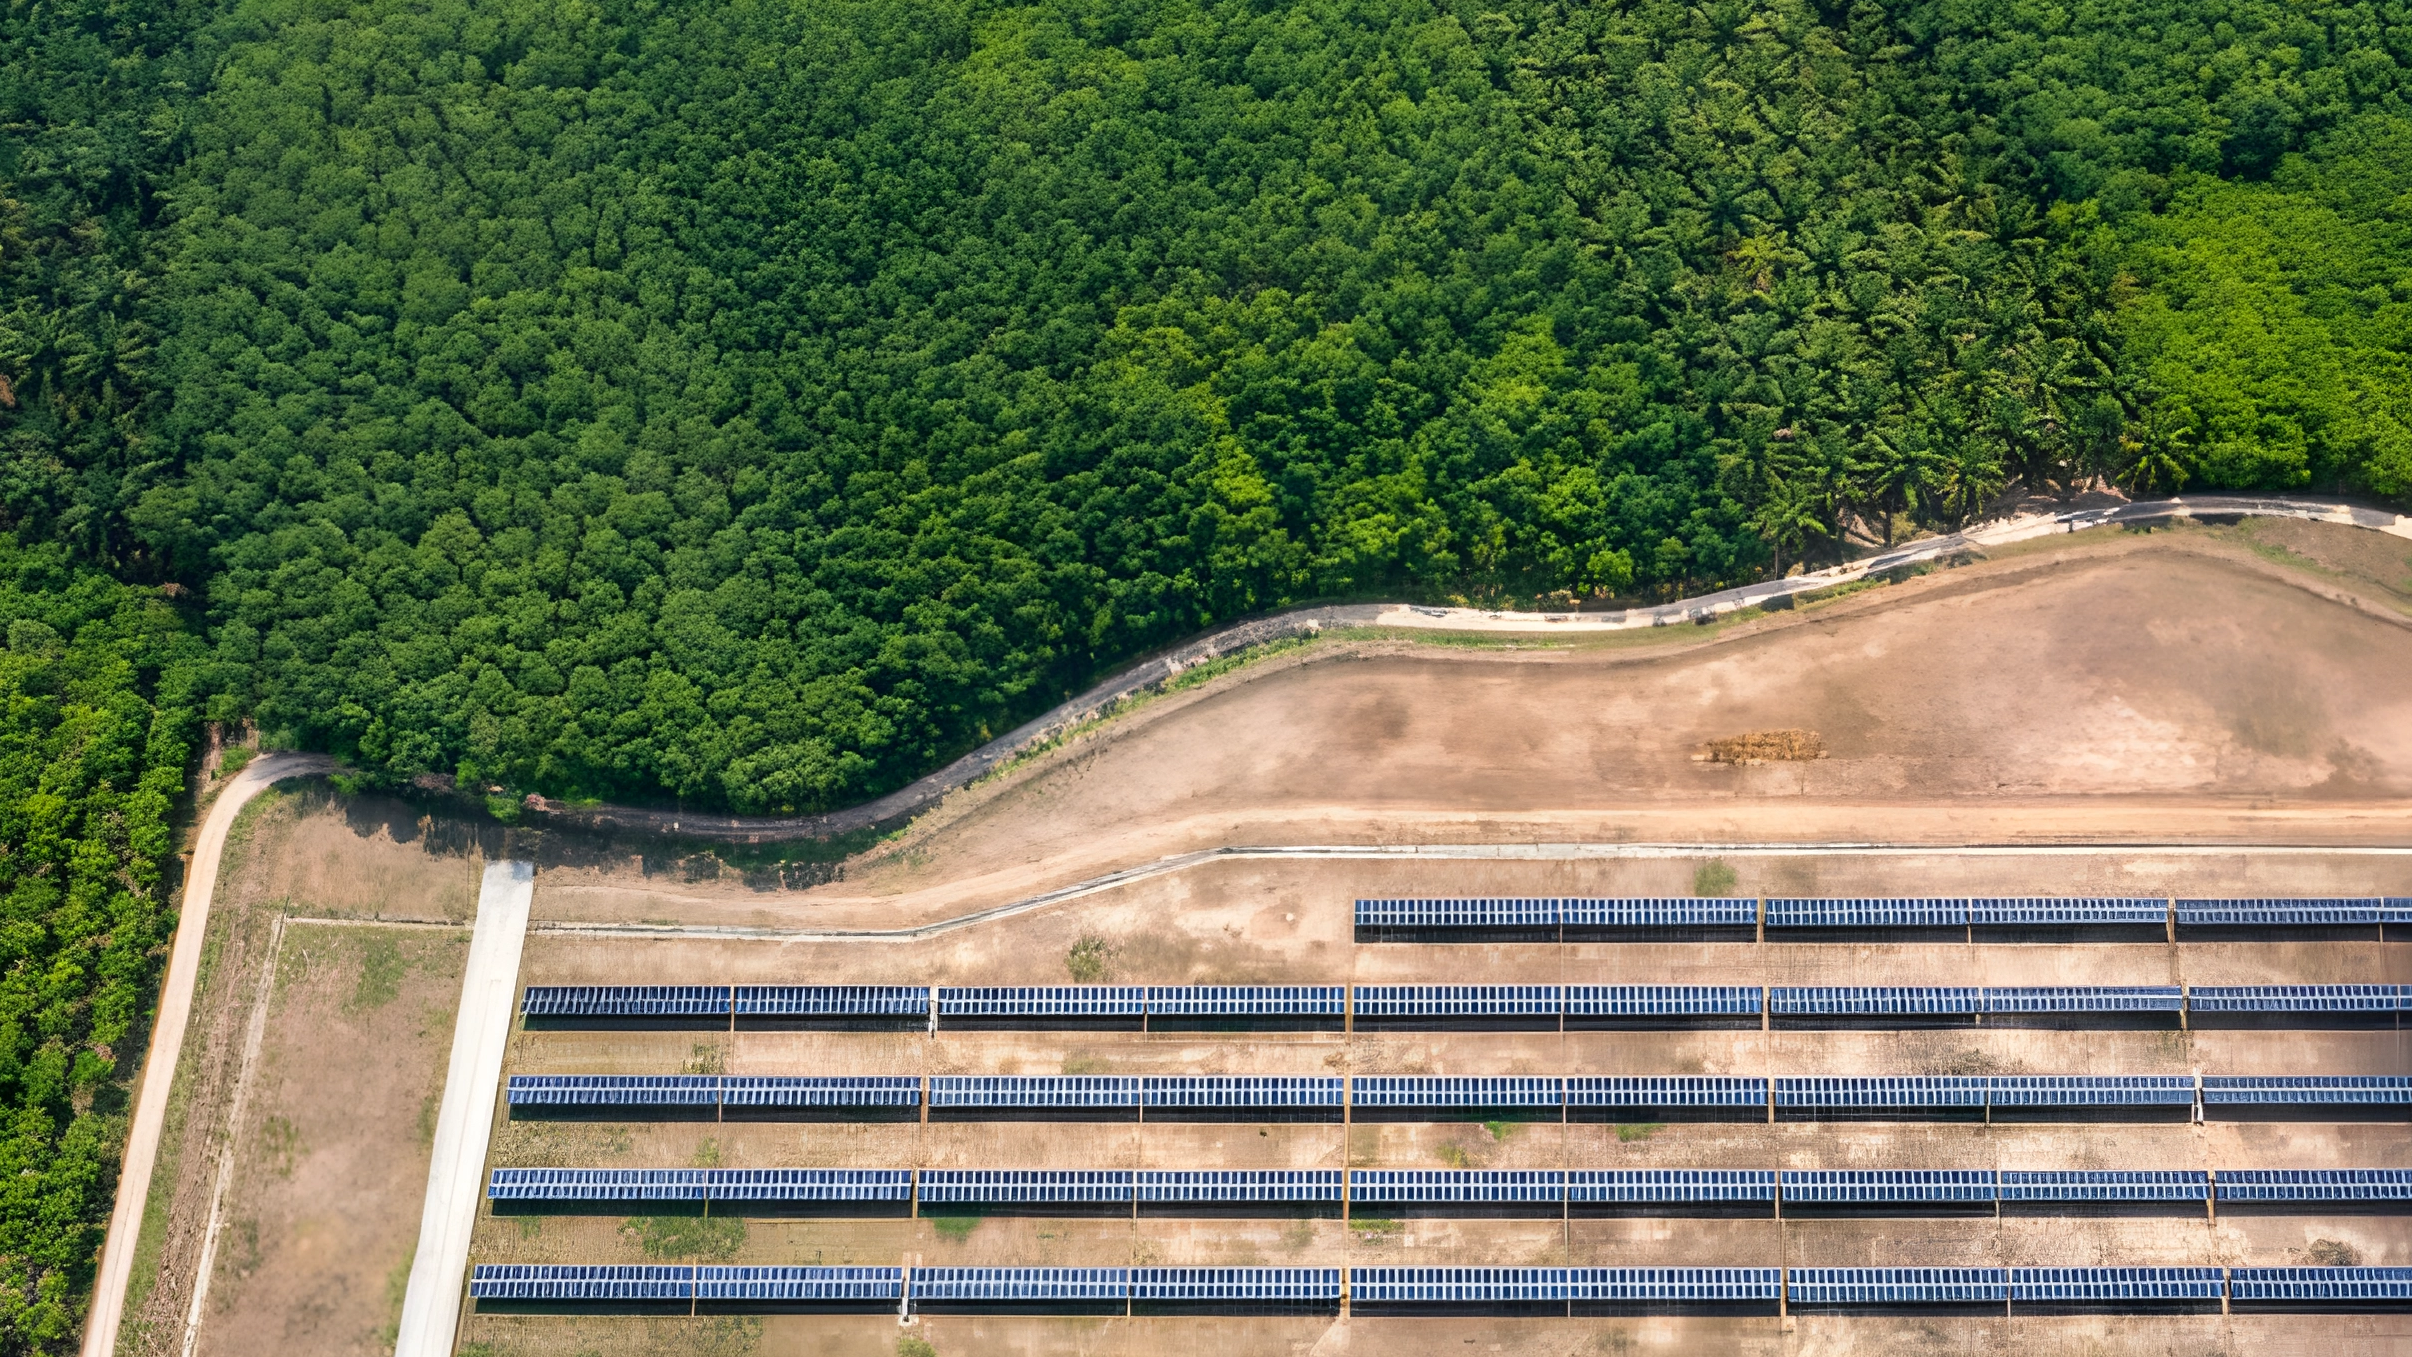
[1351,1217,1403,1238]
[622,1214,746,1261]
[1434,1143,1472,1168]
[1063,935,1113,983]
[927,1214,981,1242]
[347,931,411,1010]
[898,1335,939,1357]
[1692,860,1737,898]
[1615,1123,1665,1143]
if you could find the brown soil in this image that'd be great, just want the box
[123,786,481,1357]
[1702,729,1828,763]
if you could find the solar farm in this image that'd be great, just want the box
[459,860,2412,1354]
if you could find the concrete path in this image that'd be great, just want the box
[394,860,533,1357]
[82,751,332,1357]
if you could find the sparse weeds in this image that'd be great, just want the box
[1064,935,1114,982]
[622,1214,746,1261]
[1692,859,1738,897]
[1615,1122,1665,1144]
[928,1214,981,1242]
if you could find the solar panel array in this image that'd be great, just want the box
[1562,986,1761,1016]
[1566,1169,1777,1204]
[1348,1076,1565,1108]
[2009,1268,2224,1302]
[2187,985,2408,1012]
[489,1167,916,1203]
[2201,1076,2412,1106]
[1987,1075,2194,1107]
[521,986,730,1018]
[1998,1171,2208,1202]
[1779,1170,1997,1204]
[1348,1170,1566,1204]
[1135,1170,1344,1203]
[735,985,929,1017]
[2215,1169,2412,1202]
[1564,1076,1768,1109]
[937,987,1147,1018]
[927,1076,1143,1109]
[1984,987,2182,1013]
[1142,1076,1345,1108]
[1128,1268,1341,1302]
[1969,898,2167,925]
[1770,987,1981,1015]
[1765,898,1970,929]
[1773,1076,1989,1110]
[691,1267,906,1302]
[470,1265,698,1301]
[1351,986,1560,1018]
[1786,1267,2010,1305]
[1146,986,1344,1016]
[2229,1267,2412,1301]
[918,1170,1133,1204]
[2176,898,2387,926]
[909,1268,1130,1301]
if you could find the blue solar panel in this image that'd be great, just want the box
[2176,898,2383,926]
[2187,985,2406,1012]
[1764,898,1968,928]
[1998,1170,2208,1202]
[1786,1268,2009,1305]
[1349,1076,1563,1108]
[2387,898,2412,923]
[694,1267,905,1301]
[487,1168,710,1201]
[926,1075,1143,1108]
[1780,1170,1995,1203]
[1559,898,1757,929]
[1142,1076,1345,1108]
[1989,1076,2195,1107]
[2202,1076,2412,1105]
[936,987,1146,1017]
[1134,1170,1344,1203]
[1351,986,1560,1017]
[1562,986,1761,1016]
[2010,1268,2223,1302]
[1769,987,1980,1015]
[2216,1169,2412,1202]
[1773,1077,1986,1109]
[1347,1170,1565,1204]
[470,1265,693,1301]
[1967,898,2167,926]
[1984,987,2183,1013]
[1571,1268,1783,1302]
[520,986,730,1018]
[733,985,928,1017]
[505,1075,720,1107]
[1145,986,1344,1016]
[916,1170,1133,1204]
[1566,1170,1776,1203]
[1129,1268,1341,1302]
[2229,1267,2412,1301]
[1349,1268,1576,1303]
[709,1169,913,1202]
[720,1076,920,1108]
[908,1268,1129,1301]
[1354,899,1556,930]
[1565,1076,1767,1108]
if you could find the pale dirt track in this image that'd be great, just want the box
[532,522,2412,935]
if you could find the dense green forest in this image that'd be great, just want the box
[0,0,2407,1346]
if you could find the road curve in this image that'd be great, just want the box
[524,493,2412,846]
[83,751,334,1357]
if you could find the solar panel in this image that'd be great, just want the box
[720,1076,921,1108]
[1566,1170,1776,1203]
[2175,898,2384,926]
[925,1075,1143,1108]
[2201,1076,2412,1105]
[1353,899,1556,930]
[1785,1268,2009,1305]
[1347,1170,1566,1204]
[694,1266,904,1302]
[1145,986,1344,1016]
[1347,1268,1577,1303]
[916,1170,1133,1204]
[907,1267,1129,1301]
[1562,986,1761,1016]
[1769,987,1980,1015]
[1128,1268,1342,1302]
[520,986,730,1018]
[2215,1169,2412,1202]
[1350,986,1560,1018]
[1779,1170,1995,1203]
[486,1168,710,1201]
[1966,898,2167,926]
[2186,985,2405,1012]
[1570,1268,1783,1302]
[733,985,928,1017]
[2009,1268,2224,1302]
[935,987,1146,1018]
[1772,1077,1987,1109]
[1565,1076,1767,1109]
[2228,1267,2412,1301]
[1349,1076,1563,1108]
[2387,898,2412,924]
[1134,1170,1344,1203]
[1988,1076,2195,1107]
[708,1169,913,1202]
[1141,1076,1345,1108]
[1764,898,1968,929]
[1558,898,1757,929]
[1984,987,2183,1013]
[505,1075,720,1107]
[1998,1170,2208,1202]
[469,1264,693,1301]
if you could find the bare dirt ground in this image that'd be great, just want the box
[120,786,480,1356]
[527,520,2412,935]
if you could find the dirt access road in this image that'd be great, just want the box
[532,517,2412,936]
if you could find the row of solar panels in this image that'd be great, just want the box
[505,1073,2412,1111]
[486,1166,2412,1206]
[521,983,2412,1022]
[1356,896,2412,931]
[467,1263,2412,1306]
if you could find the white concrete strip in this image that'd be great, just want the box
[180,914,283,1357]
[529,841,2412,945]
[394,860,534,1357]
[83,751,331,1357]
